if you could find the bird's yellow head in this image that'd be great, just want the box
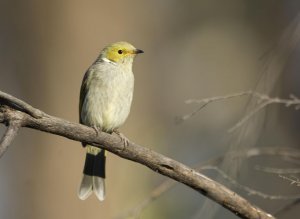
[100,41,143,64]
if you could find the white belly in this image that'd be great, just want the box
[81,65,134,132]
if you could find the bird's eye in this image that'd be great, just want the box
[118,50,123,54]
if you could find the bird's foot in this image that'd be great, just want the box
[114,130,129,146]
[92,126,102,136]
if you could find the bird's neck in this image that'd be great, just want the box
[97,57,133,71]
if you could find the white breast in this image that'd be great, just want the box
[81,62,134,132]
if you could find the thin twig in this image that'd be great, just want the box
[279,175,300,186]
[0,121,21,158]
[240,147,300,159]
[185,91,253,104]
[256,166,300,174]
[0,91,44,118]
[180,91,300,133]
[282,156,300,165]
[175,102,210,124]
[203,166,300,200]
[228,99,273,133]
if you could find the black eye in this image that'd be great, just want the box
[118,50,123,54]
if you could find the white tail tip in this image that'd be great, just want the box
[93,176,105,201]
[78,175,93,200]
[78,174,105,201]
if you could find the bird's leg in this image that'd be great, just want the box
[92,125,102,136]
[113,130,129,146]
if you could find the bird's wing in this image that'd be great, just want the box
[79,69,91,124]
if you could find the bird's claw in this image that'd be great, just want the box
[92,126,102,136]
[114,130,129,146]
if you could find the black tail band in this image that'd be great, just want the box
[83,150,106,178]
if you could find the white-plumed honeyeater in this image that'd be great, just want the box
[78,41,143,201]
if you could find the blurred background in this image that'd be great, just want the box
[1,0,300,218]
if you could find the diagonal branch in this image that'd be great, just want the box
[0,90,275,219]
[119,147,300,218]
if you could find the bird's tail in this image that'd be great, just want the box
[78,146,106,201]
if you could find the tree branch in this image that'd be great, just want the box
[119,147,300,218]
[0,90,274,219]
[0,91,44,118]
[179,91,300,133]
[0,120,21,158]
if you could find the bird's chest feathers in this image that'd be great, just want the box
[84,69,134,130]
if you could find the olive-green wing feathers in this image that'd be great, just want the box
[79,70,90,124]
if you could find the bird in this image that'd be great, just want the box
[78,41,143,201]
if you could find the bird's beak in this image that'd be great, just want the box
[134,49,144,54]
